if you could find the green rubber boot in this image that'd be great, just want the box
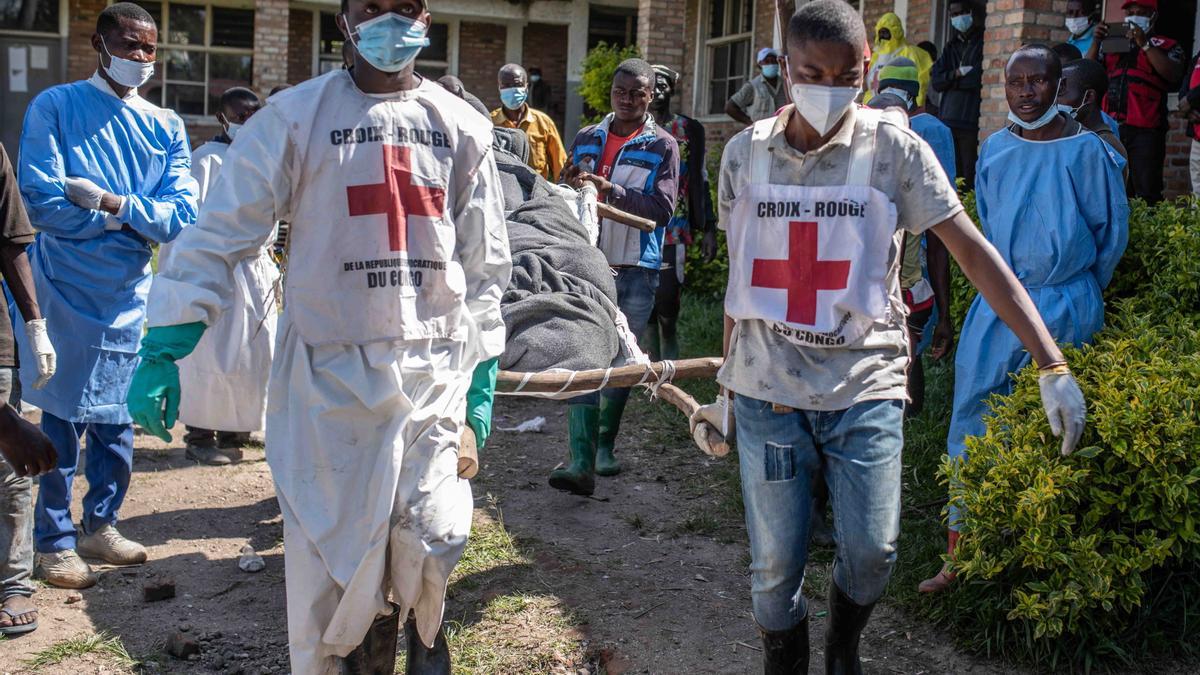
[548,404,598,496]
[595,395,626,477]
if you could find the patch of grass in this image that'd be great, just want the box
[623,512,647,533]
[444,593,582,674]
[24,631,138,671]
[452,494,525,585]
[673,513,720,537]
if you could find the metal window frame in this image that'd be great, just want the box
[123,0,254,118]
[694,0,754,121]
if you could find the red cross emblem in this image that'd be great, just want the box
[751,220,851,325]
[346,144,446,252]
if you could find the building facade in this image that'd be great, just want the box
[654,0,1199,198]
[0,0,639,149]
[0,0,1198,196]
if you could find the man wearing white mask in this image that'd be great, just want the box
[17,1,197,589]
[705,2,1089,669]
[1066,0,1101,59]
[165,86,278,466]
[127,0,510,670]
[490,63,566,181]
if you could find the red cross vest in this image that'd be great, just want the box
[280,74,493,345]
[724,108,898,348]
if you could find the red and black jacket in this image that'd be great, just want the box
[1102,35,1183,129]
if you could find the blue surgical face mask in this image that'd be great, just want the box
[499,86,528,110]
[951,14,973,33]
[1009,80,1064,130]
[761,63,780,79]
[530,74,541,83]
[347,12,430,73]
[1125,15,1152,33]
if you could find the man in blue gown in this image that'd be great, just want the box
[16,2,197,588]
[922,44,1128,593]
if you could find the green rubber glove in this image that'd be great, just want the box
[127,322,207,442]
[465,358,498,449]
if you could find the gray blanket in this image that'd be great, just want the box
[494,151,621,373]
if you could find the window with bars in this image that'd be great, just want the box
[133,1,254,117]
[704,0,753,116]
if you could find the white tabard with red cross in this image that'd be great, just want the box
[724,110,899,348]
[271,75,494,346]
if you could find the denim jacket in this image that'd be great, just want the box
[568,113,678,268]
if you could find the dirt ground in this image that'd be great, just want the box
[1,397,1020,674]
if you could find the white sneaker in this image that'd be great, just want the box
[77,524,147,565]
[34,550,97,589]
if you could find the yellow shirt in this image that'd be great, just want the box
[491,106,567,181]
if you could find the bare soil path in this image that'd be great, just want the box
[0,399,1017,674]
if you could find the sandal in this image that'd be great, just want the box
[0,601,39,636]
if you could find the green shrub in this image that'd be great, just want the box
[941,307,1200,667]
[1104,198,1200,317]
[577,43,641,126]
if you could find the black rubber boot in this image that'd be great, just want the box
[824,584,876,675]
[340,604,400,674]
[405,614,451,674]
[759,615,809,674]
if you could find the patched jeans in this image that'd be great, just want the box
[735,395,904,631]
[0,366,33,599]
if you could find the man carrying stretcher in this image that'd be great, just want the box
[695,1,1090,670]
[126,0,511,670]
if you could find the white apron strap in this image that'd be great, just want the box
[748,116,778,185]
[846,108,881,187]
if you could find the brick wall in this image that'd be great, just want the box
[287,9,314,86]
[1164,114,1192,199]
[67,0,105,81]
[638,0,686,76]
[906,0,936,44]
[523,23,569,133]
[252,0,290,94]
[458,22,508,113]
[977,0,1068,135]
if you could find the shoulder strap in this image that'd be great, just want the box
[846,108,880,187]
[748,117,777,185]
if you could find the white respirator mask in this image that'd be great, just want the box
[789,82,860,137]
[100,37,155,89]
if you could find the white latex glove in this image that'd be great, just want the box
[64,177,107,210]
[956,65,974,77]
[1038,370,1085,456]
[690,394,735,439]
[24,319,56,389]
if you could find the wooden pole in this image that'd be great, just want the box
[649,383,730,457]
[596,202,656,233]
[495,357,723,394]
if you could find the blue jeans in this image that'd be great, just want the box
[34,413,134,553]
[736,395,904,631]
[575,266,660,406]
[0,367,33,599]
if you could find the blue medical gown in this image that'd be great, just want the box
[911,113,957,182]
[947,128,1128,459]
[15,80,198,424]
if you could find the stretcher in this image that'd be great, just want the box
[461,183,730,479]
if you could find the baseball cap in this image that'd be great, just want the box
[1121,0,1157,10]
[757,47,777,63]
